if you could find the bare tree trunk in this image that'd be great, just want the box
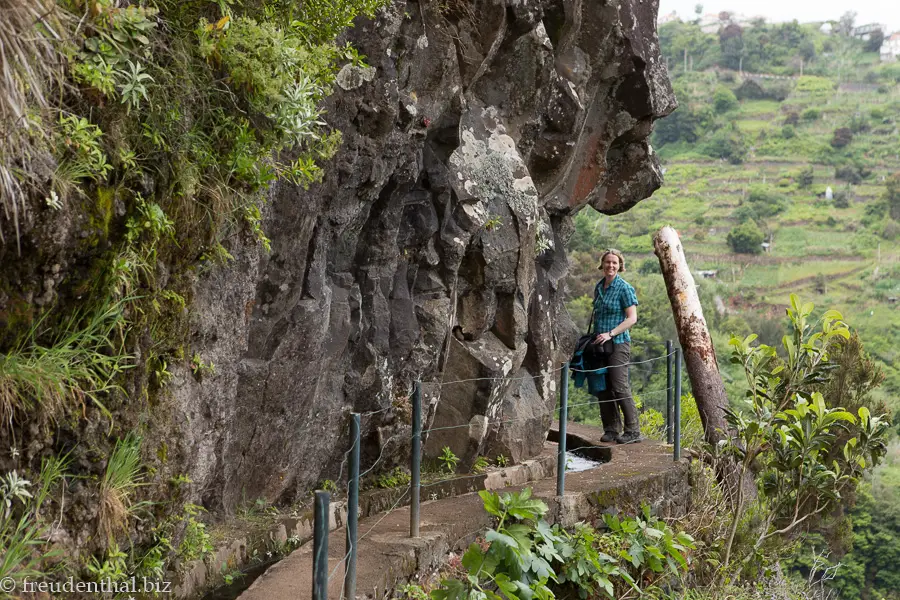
[653,226,730,445]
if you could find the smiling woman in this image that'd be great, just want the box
[591,249,641,444]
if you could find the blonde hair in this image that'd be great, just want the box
[598,248,626,273]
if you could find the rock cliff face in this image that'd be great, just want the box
[168,0,674,510]
[1,0,674,513]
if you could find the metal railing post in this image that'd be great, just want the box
[410,381,422,538]
[344,413,360,599]
[313,491,329,600]
[557,362,569,496]
[666,340,674,444]
[674,347,682,461]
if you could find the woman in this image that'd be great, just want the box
[591,249,640,444]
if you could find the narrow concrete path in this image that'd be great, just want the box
[238,425,687,600]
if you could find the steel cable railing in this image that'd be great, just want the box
[310,342,684,599]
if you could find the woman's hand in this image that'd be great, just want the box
[592,332,612,344]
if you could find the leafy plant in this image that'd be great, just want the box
[375,467,410,489]
[484,215,502,231]
[190,353,216,378]
[438,446,460,474]
[0,453,69,586]
[472,456,490,475]
[495,455,509,468]
[55,114,113,188]
[116,60,154,112]
[178,504,213,561]
[429,489,695,600]
[718,296,889,577]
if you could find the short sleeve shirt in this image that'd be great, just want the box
[592,275,639,344]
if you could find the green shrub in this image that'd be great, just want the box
[886,173,900,220]
[733,205,760,224]
[798,166,814,187]
[781,124,795,139]
[881,219,900,241]
[833,186,853,208]
[835,163,870,184]
[848,112,870,134]
[795,75,835,94]
[713,86,739,113]
[746,185,787,217]
[638,259,661,275]
[831,127,853,148]
[727,220,765,254]
[702,128,748,164]
[802,107,820,121]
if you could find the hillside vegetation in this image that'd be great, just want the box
[565,15,899,600]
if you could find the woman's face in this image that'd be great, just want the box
[602,253,620,277]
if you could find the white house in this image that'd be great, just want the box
[881,32,900,62]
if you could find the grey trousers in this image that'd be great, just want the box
[597,342,640,435]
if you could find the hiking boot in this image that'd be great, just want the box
[600,431,619,443]
[615,431,642,444]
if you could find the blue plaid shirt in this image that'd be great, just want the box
[592,275,638,344]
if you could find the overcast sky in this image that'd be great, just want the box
[658,0,900,33]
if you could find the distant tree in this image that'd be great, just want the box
[727,220,764,254]
[802,107,820,121]
[798,166,814,188]
[746,185,787,217]
[652,81,713,145]
[864,28,885,53]
[886,173,900,220]
[848,112,870,134]
[713,86,738,112]
[733,205,760,224]
[719,23,745,71]
[638,258,661,275]
[798,39,816,63]
[831,35,863,82]
[781,124,795,139]
[835,163,870,184]
[833,185,853,208]
[702,127,748,164]
[837,11,857,37]
[831,127,853,148]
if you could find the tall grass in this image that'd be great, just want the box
[98,433,146,542]
[0,300,134,429]
[0,0,70,250]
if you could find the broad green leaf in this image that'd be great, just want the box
[858,406,871,423]
[462,543,485,572]
[480,491,502,518]
[486,529,517,549]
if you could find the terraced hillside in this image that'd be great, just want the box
[567,73,900,411]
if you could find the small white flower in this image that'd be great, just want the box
[45,191,62,210]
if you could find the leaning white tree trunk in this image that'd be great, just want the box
[653,226,730,444]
